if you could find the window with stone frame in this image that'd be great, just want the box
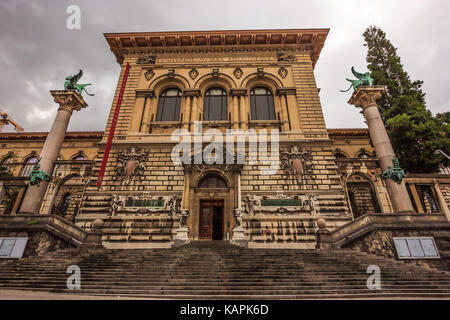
[416,184,440,213]
[155,88,182,121]
[20,156,37,177]
[203,87,228,121]
[250,87,276,120]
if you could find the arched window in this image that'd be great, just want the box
[250,87,275,120]
[334,152,347,159]
[156,88,182,121]
[72,154,85,160]
[203,87,227,121]
[20,156,37,177]
[358,152,371,159]
[198,174,227,188]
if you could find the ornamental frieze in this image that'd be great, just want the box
[242,192,317,215]
[113,147,148,184]
[108,193,182,216]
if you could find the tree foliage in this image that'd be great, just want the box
[363,26,449,173]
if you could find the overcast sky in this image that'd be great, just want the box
[0,0,448,133]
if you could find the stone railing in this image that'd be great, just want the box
[316,212,450,249]
[0,214,102,248]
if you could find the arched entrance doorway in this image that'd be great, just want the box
[197,174,227,240]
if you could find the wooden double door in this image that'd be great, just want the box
[199,200,224,240]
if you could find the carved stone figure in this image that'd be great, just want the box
[180,209,190,227]
[167,194,182,215]
[307,194,319,215]
[243,194,260,215]
[109,194,125,216]
[280,145,314,183]
[137,54,156,64]
[276,50,296,62]
[234,208,243,227]
[114,147,148,184]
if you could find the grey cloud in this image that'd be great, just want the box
[0,0,448,133]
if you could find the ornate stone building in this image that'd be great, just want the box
[0,29,449,250]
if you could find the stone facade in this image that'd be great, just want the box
[0,29,449,249]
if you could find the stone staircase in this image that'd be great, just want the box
[0,241,449,299]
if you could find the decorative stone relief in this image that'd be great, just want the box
[184,163,242,175]
[280,145,314,184]
[144,69,155,80]
[212,68,219,77]
[137,54,156,64]
[242,192,310,215]
[233,68,243,79]
[113,147,148,184]
[278,66,288,79]
[108,193,181,216]
[276,50,296,62]
[189,68,199,79]
[167,194,182,215]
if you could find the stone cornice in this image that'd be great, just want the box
[104,28,329,68]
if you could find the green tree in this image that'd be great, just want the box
[363,26,449,173]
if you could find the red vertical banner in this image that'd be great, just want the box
[96,62,130,187]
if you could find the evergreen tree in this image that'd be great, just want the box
[363,26,449,173]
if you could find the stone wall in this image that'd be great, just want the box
[344,230,449,271]
[0,230,74,258]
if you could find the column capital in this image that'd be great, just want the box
[50,90,88,113]
[348,85,386,109]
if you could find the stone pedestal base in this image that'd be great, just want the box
[172,227,190,247]
[231,226,248,247]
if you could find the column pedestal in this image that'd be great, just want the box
[19,90,88,214]
[348,86,414,213]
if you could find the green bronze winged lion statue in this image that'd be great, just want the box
[341,66,374,92]
[64,69,95,96]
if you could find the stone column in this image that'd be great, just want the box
[348,86,414,213]
[19,90,87,214]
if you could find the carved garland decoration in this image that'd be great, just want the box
[113,147,148,184]
[280,145,314,184]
